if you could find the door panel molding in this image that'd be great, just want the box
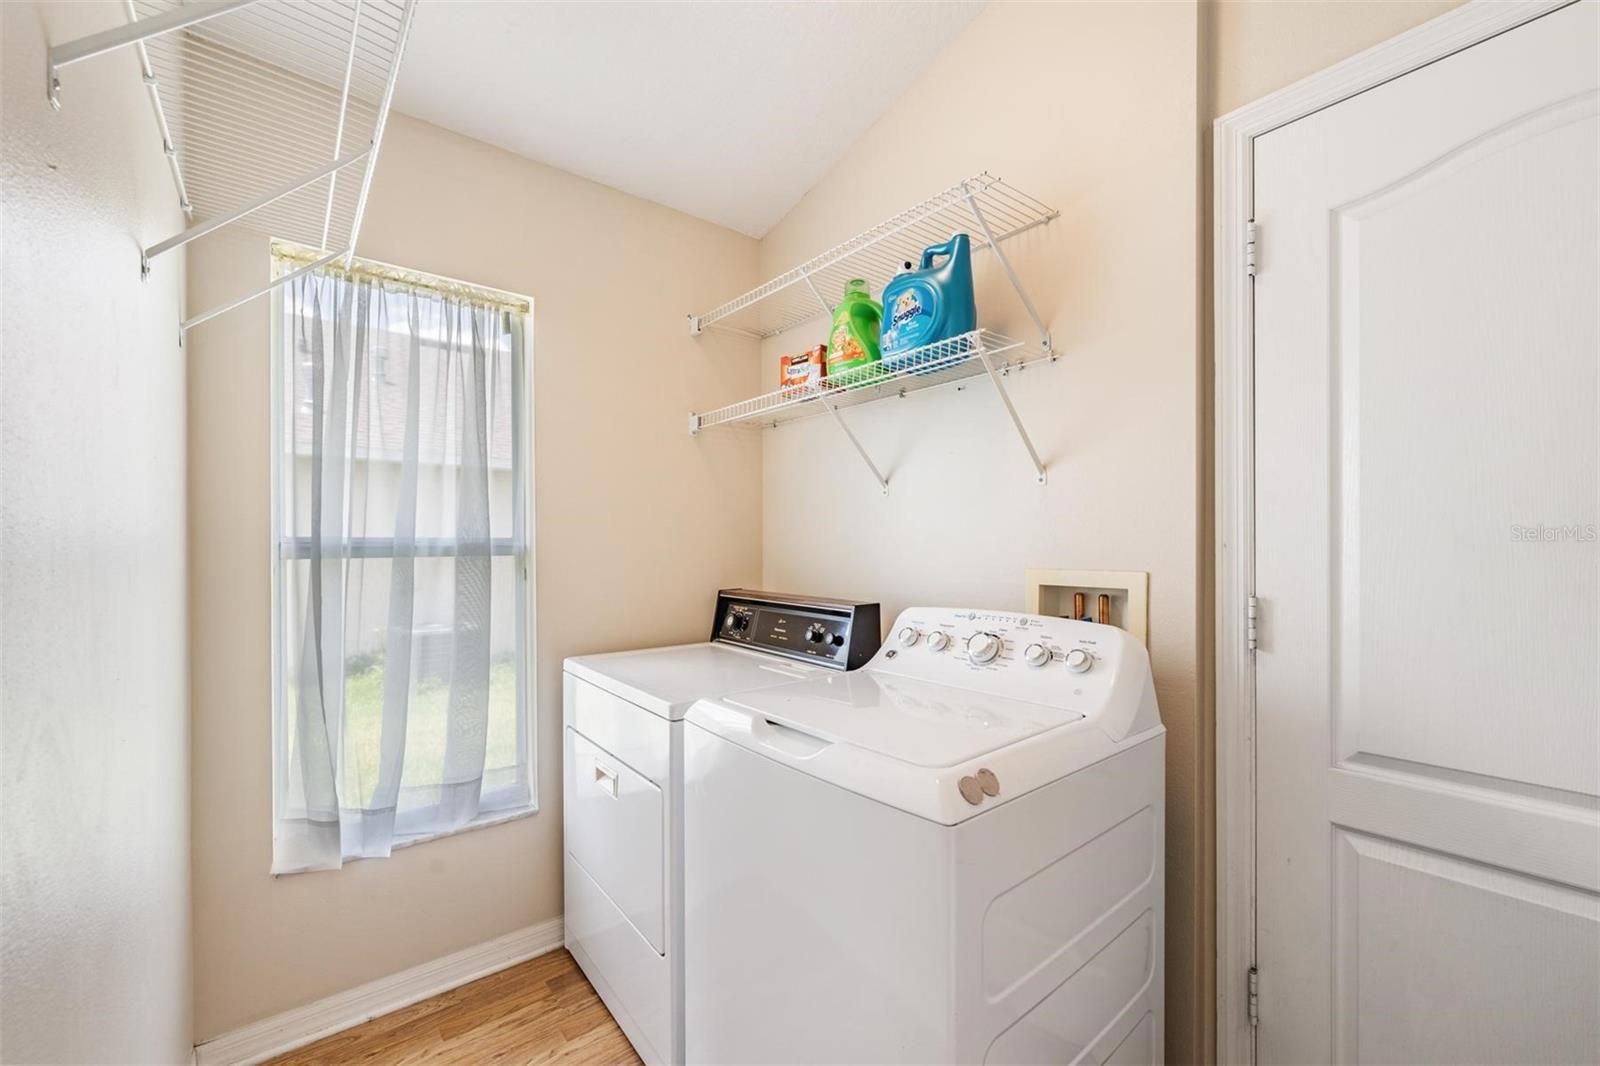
[1330,829,1600,1065]
[1212,4,1577,1063]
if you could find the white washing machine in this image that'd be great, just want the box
[563,590,880,1066]
[683,607,1165,1065]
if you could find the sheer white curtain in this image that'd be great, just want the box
[272,264,530,874]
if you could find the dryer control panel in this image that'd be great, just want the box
[713,589,881,671]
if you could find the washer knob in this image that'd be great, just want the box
[967,632,1001,664]
[1023,643,1050,667]
[897,626,921,647]
[1064,648,1093,673]
[805,623,826,644]
[927,630,951,651]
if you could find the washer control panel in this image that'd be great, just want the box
[872,607,1141,711]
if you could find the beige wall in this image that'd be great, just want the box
[756,2,1208,1060]
[0,3,192,1062]
[186,115,763,1041]
[1209,0,1466,117]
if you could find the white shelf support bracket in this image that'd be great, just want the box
[965,187,1051,356]
[181,248,347,335]
[976,345,1047,484]
[343,0,418,268]
[140,148,370,276]
[815,390,890,495]
[320,0,363,251]
[801,272,833,318]
[47,0,262,110]
[687,315,703,337]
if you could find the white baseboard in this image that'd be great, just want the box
[193,915,565,1066]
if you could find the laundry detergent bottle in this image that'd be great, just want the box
[879,233,977,371]
[825,278,883,385]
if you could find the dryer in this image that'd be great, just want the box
[562,590,879,1066]
[682,607,1165,1065]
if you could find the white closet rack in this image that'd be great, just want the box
[46,0,417,332]
[689,174,1059,491]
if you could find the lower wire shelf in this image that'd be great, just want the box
[690,330,1050,433]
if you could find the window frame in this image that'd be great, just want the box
[268,252,538,861]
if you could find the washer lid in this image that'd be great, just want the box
[716,670,1083,768]
[564,642,819,719]
[687,677,1143,825]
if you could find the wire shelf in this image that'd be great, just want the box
[692,330,1050,432]
[132,0,410,252]
[46,0,416,330]
[689,174,1057,340]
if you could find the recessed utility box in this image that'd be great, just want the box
[1025,569,1149,645]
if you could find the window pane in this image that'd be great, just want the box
[280,551,522,814]
[282,284,517,545]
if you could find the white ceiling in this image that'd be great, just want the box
[392,1,986,237]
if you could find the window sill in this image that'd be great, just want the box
[275,803,540,876]
[389,802,540,854]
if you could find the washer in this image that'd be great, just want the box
[563,590,879,1066]
[683,607,1165,1065]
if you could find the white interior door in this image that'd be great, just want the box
[1252,3,1600,1063]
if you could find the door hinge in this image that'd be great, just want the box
[1248,965,1260,1027]
[1245,219,1259,277]
[1246,594,1259,652]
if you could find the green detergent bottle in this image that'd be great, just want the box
[825,278,883,386]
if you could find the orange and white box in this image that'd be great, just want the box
[779,344,827,393]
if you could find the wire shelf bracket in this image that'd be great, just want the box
[46,0,418,332]
[816,388,890,495]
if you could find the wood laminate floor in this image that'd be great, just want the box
[266,949,643,1065]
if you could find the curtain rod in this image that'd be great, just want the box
[272,240,532,315]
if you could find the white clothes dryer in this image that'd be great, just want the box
[562,590,879,1065]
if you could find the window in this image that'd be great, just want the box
[269,246,534,874]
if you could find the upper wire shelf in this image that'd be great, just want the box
[688,174,1057,340]
[46,0,417,333]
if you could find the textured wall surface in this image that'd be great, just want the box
[185,115,764,1041]
[0,3,192,1062]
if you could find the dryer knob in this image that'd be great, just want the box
[897,626,921,647]
[967,632,1001,664]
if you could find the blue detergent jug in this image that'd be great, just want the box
[879,233,977,372]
